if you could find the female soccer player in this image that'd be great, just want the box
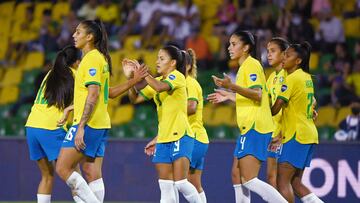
[55,20,111,203]
[25,45,79,203]
[185,49,209,203]
[210,31,287,203]
[130,45,202,203]
[271,42,324,203]
[265,37,289,188]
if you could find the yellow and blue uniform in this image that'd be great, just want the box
[277,68,318,169]
[140,70,194,163]
[25,70,73,161]
[62,49,110,158]
[266,69,286,158]
[233,56,274,161]
[186,76,209,170]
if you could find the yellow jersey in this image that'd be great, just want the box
[25,71,71,130]
[73,49,110,129]
[140,70,193,143]
[186,76,209,144]
[235,56,274,135]
[266,69,286,137]
[278,69,318,144]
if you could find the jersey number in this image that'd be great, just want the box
[174,140,180,152]
[240,137,246,150]
[65,127,76,141]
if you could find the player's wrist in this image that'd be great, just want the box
[78,123,86,128]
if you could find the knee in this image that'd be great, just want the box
[41,170,55,181]
[40,172,55,185]
[55,163,70,180]
[82,165,101,182]
[81,165,92,181]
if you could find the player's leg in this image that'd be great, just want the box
[292,169,324,202]
[36,158,54,203]
[173,157,201,203]
[266,157,278,188]
[173,136,201,203]
[26,127,66,203]
[188,140,208,203]
[236,130,286,203]
[153,142,176,203]
[56,125,100,203]
[56,148,99,203]
[82,157,104,202]
[72,164,85,203]
[156,163,177,203]
[188,169,206,203]
[277,162,296,203]
[239,155,287,203]
[232,136,251,203]
[80,127,108,202]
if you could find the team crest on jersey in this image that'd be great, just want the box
[279,76,284,83]
[169,74,176,80]
[273,77,277,84]
[281,84,287,92]
[89,68,97,76]
[250,74,257,81]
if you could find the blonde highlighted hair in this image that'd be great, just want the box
[186,48,198,78]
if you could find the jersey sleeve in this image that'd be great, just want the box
[139,85,156,100]
[187,79,199,103]
[82,56,102,87]
[163,71,185,91]
[278,76,294,103]
[266,76,273,103]
[244,65,263,89]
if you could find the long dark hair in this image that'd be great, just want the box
[44,45,78,110]
[232,30,257,57]
[80,19,112,74]
[270,37,289,52]
[289,41,312,73]
[162,45,186,76]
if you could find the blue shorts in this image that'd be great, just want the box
[153,135,194,164]
[62,125,108,158]
[233,129,272,162]
[267,143,282,159]
[278,137,315,169]
[26,127,66,161]
[190,139,209,170]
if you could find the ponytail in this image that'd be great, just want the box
[94,19,112,75]
[44,45,78,110]
[80,19,112,75]
[186,49,198,78]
